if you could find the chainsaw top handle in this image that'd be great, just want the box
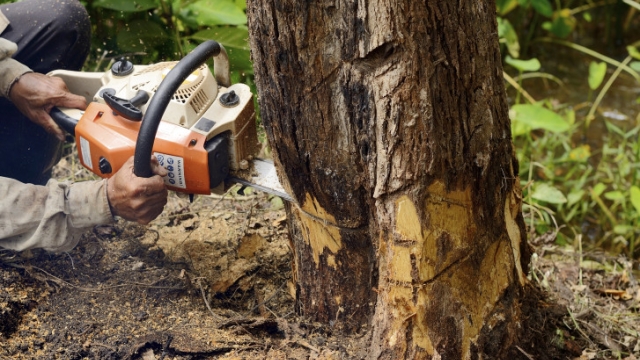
[134,40,222,178]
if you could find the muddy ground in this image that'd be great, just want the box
[1,157,640,359]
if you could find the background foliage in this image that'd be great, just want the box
[498,0,640,258]
[81,0,252,83]
[1,0,639,258]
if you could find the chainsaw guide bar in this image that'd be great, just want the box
[228,158,295,204]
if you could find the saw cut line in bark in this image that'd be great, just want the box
[291,192,376,269]
[293,193,345,269]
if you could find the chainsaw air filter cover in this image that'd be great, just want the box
[101,61,219,129]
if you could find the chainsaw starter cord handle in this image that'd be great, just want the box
[50,107,78,136]
[133,40,221,178]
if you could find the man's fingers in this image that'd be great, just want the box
[37,112,65,141]
[151,165,169,178]
[55,92,87,111]
[150,156,169,177]
[106,155,168,223]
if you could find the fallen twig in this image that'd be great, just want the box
[158,334,173,360]
[516,346,535,360]
[197,278,223,321]
[291,339,319,353]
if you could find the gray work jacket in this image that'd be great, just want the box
[0,11,114,252]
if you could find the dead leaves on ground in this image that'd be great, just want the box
[530,245,640,358]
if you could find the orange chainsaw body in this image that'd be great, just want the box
[49,43,260,197]
[75,102,211,194]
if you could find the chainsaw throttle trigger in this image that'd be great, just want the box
[102,90,149,121]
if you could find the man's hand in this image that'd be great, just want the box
[9,72,87,141]
[106,156,169,225]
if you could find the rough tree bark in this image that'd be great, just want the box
[246,0,530,358]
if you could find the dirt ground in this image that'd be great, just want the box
[0,182,355,359]
[1,157,640,359]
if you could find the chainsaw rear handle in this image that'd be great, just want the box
[134,40,222,178]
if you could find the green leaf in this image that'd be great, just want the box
[631,186,640,214]
[191,28,253,71]
[270,197,284,210]
[588,61,607,90]
[497,0,520,16]
[116,20,170,53]
[233,0,247,10]
[546,11,576,38]
[530,0,553,17]
[227,47,253,73]
[630,61,640,72]
[497,18,520,58]
[505,56,541,72]
[186,0,247,26]
[510,119,530,137]
[93,0,158,11]
[628,45,640,60]
[565,108,575,125]
[509,104,570,133]
[592,183,606,197]
[192,27,249,50]
[567,189,585,206]
[532,183,567,204]
[604,191,624,201]
[614,225,633,235]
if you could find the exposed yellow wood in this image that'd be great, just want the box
[420,181,475,282]
[413,288,435,355]
[395,196,423,242]
[384,183,518,358]
[301,192,338,223]
[294,193,344,268]
[326,254,337,268]
[387,285,416,350]
[505,187,526,285]
[390,245,413,283]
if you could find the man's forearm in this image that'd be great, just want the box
[0,177,114,252]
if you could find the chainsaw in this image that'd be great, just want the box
[48,40,293,203]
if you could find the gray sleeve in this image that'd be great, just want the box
[0,9,32,97]
[0,37,32,97]
[0,177,114,252]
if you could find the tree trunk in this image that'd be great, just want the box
[246,0,530,358]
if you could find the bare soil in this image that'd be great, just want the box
[0,164,347,359]
[1,157,640,359]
